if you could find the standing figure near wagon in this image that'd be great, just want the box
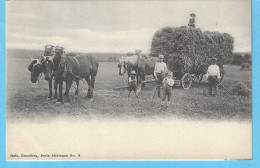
[188,13,196,28]
[159,71,174,110]
[154,54,168,98]
[206,58,220,96]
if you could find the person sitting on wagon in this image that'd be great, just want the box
[188,13,196,28]
[206,58,220,96]
[159,71,174,110]
[128,70,138,98]
[154,54,168,98]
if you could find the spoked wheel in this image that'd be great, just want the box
[193,74,203,83]
[181,73,192,89]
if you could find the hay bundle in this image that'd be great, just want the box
[232,82,251,96]
[150,26,234,74]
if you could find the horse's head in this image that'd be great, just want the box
[118,61,127,76]
[118,58,126,76]
[124,62,133,75]
[51,46,65,78]
[28,56,43,83]
[42,55,55,81]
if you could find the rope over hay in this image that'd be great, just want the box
[150,26,234,75]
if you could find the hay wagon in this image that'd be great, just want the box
[171,61,225,90]
[150,26,233,89]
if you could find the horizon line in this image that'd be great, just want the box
[6,47,251,54]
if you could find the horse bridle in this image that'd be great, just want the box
[29,57,43,81]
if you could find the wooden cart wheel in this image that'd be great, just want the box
[181,73,192,89]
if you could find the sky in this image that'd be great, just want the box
[6,0,251,53]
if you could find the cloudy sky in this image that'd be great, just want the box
[6,0,251,53]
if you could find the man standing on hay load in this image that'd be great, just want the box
[154,54,168,98]
[188,13,196,28]
[206,58,221,96]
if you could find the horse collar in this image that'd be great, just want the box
[72,57,80,70]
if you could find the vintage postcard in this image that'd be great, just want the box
[5,0,252,161]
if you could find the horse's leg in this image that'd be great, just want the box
[47,78,52,100]
[63,76,72,103]
[142,74,146,87]
[75,79,79,95]
[85,75,92,99]
[136,72,143,92]
[128,91,131,98]
[53,79,58,100]
[135,90,139,98]
[89,73,97,100]
[57,78,63,103]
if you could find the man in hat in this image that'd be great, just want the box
[188,13,196,28]
[206,58,220,96]
[154,54,168,98]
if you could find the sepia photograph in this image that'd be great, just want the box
[6,0,252,161]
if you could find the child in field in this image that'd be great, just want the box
[128,70,139,98]
[159,71,174,110]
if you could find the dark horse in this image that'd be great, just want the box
[136,56,158,83]
[46,48,99,103]
[28,53,66,100]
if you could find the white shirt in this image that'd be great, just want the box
[163,77,174,87]
[154,62,167,76]
[206,64,220,79]
[129,77,137,83]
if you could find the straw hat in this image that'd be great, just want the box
[159,54,164,59]
[190,13,196,17]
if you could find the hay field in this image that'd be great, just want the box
[6,59,252,122]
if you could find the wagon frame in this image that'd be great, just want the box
[171,63,225,90]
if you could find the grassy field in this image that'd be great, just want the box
[6,59,252,122]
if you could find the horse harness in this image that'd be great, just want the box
[32,60,43,82]
[62,55,82,80]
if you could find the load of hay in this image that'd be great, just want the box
[232,82,251,96]
[150,26,234,75]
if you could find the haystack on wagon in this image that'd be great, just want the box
[150,26,234,89]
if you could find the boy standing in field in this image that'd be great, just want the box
[159,71,174,110]
[128,70,139,98]
[206,58,220,96]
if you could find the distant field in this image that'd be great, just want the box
[6,58,252,122]
[6,48,125,62]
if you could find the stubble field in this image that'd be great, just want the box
[6,59,252,122]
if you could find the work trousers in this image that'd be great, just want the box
[208,76,219,95]
[156,72,165,98]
